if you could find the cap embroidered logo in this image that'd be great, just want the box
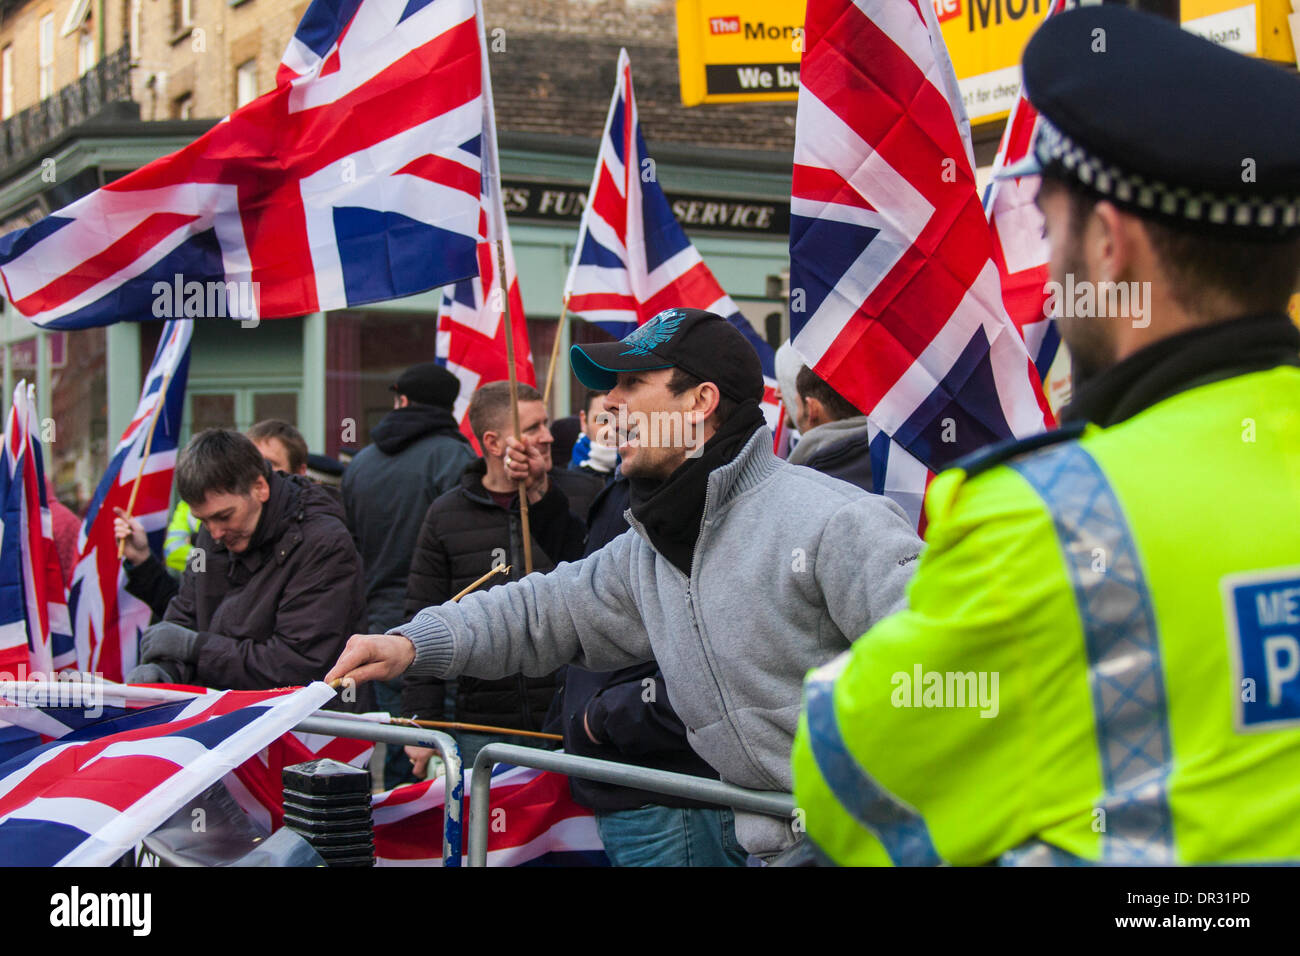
[620,312,685,357]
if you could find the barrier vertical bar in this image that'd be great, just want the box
[293,715,463,867]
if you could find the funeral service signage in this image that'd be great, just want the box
[675,0,807,105]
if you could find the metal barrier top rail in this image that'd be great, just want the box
[467,743,795,867]
[293,715,464,867]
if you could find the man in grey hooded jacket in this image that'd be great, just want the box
[327,309,922,860]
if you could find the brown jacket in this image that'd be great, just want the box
[164,470,367,691]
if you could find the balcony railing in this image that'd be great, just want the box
[0,45,134,169]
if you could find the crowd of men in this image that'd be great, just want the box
[109,6,1300,866]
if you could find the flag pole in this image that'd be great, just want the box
[542,294,571,410]
[116,365,176,560]
[496,239,533,575]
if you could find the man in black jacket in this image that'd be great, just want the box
[122,430,367,697]
[341,363,476,786]
[400,382,599,768]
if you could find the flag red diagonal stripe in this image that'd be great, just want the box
[13,213,200,316]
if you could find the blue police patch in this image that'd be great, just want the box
[1223,568,1300,731]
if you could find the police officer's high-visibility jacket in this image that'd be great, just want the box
[164,500,200,573]
[792,320,1300,865]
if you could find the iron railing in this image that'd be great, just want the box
[0,45,134,168]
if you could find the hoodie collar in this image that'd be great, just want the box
[787,415,870,466]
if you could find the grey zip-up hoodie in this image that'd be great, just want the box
[399,426,922,858]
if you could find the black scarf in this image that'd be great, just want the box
[369,404,467,454]
[1061,313,1300,428]
[629,400,766,577]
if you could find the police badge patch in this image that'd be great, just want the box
[1223,567,1300,731]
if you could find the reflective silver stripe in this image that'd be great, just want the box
[1010,443,1175,864]
[804,675,943,866]
[999,839,1089,866]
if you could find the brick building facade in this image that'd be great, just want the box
[0,0,803,509]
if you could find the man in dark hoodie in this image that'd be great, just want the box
[786,364,873,492]
[341,363,476,785]
[123,429,366,693]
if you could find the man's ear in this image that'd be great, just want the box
[252,474,270,504]
[481,430,503,457]
[1088,200,1133,283]
[692,382,721,421]
[803,395,827,431]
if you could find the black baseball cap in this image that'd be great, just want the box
[997,4,1300,237]
[390,362,460,409]
[570,308,765,403]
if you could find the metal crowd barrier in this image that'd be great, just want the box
[466,743,796,867]
[293,715,464,867]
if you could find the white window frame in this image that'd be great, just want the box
[2,47,13,120]
[235,59,258,108]
[77,30,95,76]
[38,14,55,101]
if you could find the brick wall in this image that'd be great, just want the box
[0,0,128,118]
[0,0,794,151]
[484,0,796,152]
[131,0,310,120]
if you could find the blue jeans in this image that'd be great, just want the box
[453,730,556,770]
[594,805,748,867]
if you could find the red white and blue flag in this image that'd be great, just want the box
[789,0,1054,527]
[68,320,192,683]
[0,682,333,865]
[564,50,782,432]
[437,6,536,444]
[0,383,73,675]
[371,764,606,867]
[0,0,485,329]
[983,0,1067,392]
[224,716,374,834]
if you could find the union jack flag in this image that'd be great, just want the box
[789,0,1054,527]
[0,682,333,865]
[67,320,192,683]
[224,718,374,834]
[371,764,606,866]
[437,8,536,445]
[0,383,73,675]
[983,0,1068,394]
[564,50,783,432]
[0,0,486,329]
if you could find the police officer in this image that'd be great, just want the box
[793,4,1300,865]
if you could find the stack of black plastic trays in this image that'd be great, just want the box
[281,758,375,867]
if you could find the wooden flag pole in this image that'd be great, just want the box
[392,715,561,743]
[542,294,571,409]
[116,365,176,560]
[449,563,510,603]
[495,238,533,575]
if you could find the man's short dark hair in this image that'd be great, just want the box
[176,429,269,504]
[1039,173,1300,320]
[795,365,861,423]
[667,367,737,427]
[246,419,308,473]
[467,381,544,444]
[582,388,608,417]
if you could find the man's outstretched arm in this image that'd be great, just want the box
[327,529,653,688]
